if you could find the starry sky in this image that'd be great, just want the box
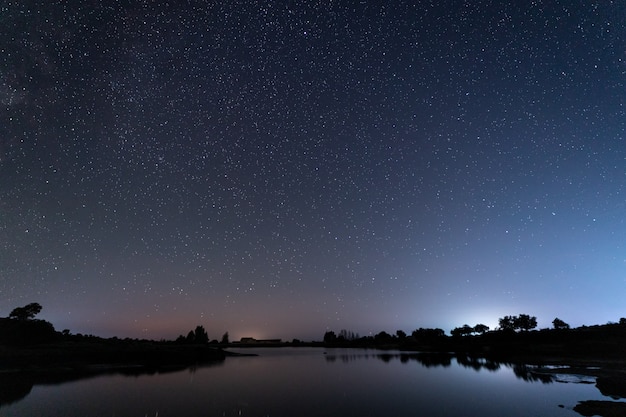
[1,1,625,341]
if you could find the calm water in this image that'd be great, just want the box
[0,347,617,416]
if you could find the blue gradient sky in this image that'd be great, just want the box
[1,1,625,341]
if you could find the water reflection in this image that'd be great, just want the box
[323,350,626,417]
[324,351,553,383]
[1,348,621,417]
[0,360,224,407]
[324,351,454,367]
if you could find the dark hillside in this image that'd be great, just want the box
[0,317,58,346]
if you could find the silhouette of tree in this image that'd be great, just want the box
[396,330,407,339]
[498,315,516,331]
[451,324,473,337]
[186,330,195,343]
[0,312,57,345]
[220,332,229,344]
[515,314,537,331]
[194,325,209,344]
[499,314,537,332]
[473,324,489,334]
[412,328,445,341]
[450,327,463,337]
[374,331,393,343]
[552,318,570,330]
[323,330,337,343]
[339,329,358,341]
[9,303,42,321]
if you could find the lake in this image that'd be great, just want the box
[0,347,620,416]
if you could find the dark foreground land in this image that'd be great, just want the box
[0,339,229,371]
[3,320,626,416]
[0,317,252,373]
[0,337,253,407]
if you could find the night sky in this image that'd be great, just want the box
[1,1,625,341]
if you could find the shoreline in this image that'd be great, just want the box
[4,341,626,372]
[3,344,626,417]
[0,342,228,373]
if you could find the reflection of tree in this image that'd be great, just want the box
[481,360,501,372]
[322,350,565,387]
[456,355,477,371]
[349,352,455,367]
[413,352,453,368]
[456,355,501,372]
[379,353,393,363]
[511,364,553,384]
[0,374,33,406]
[324,352,369,363]
[454,357,553,383]
[0,361,226,407]
[324,351,455,365]
[325,350,557,386]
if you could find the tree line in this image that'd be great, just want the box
[0,303,232,347]
[173,325,230,345]
[4,302,625,349]
[324,327,447,345]
[450,314,539,337]
[451,315,573,336]
[323,313,626,347]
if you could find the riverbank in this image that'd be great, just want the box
[0,340,228,372]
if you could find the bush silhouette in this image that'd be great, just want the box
[0,318,57,345]
[9,303,42,321]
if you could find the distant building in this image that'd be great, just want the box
[238,337,282,344]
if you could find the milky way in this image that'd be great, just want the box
[1,1,625,340]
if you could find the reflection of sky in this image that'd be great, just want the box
[1,2,625,340]
[1,349,611,416]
